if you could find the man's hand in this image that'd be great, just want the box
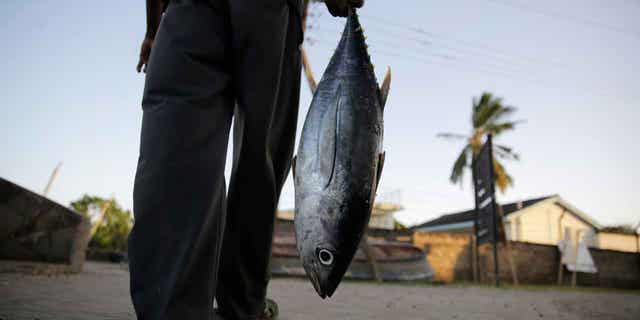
[325,0,364,17]
[137,0,164,73]
[136,37,154,73]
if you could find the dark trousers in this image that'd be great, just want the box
[128,0,302,319]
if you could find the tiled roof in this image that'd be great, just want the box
[411,195,556,230]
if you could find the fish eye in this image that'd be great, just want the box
[318,248,334,266]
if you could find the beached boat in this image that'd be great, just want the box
[271,233,433,281]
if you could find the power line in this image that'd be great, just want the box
[304,8,634,101]
[310,37,543,84]
[482,0,640,39]
[308,4,575,70]
[310,24,566,76]
[359,13,570,69]
[316,29,556,79]
[309,22,582,80]
[307,37,619,100]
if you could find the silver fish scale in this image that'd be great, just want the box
[293,10,389,299]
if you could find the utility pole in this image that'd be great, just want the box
[89,201,112,239]
[43,162,62,197]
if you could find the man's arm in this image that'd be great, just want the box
[324,0,364,17]
[145,0,165,40]
[136,0,165,73]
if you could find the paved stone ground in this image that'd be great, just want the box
[1,262,639,320]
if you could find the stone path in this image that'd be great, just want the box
[1,262,639,320]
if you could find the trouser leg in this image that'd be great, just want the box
[215,1,302,319]
[128,1,233,319]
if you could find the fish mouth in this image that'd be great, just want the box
[306,265,340,299]
[308,268,327,299]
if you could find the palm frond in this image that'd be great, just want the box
[478,92,493,108]
[473,92,507,128]
[471,97,480,126]
[474,103,502,128]
[484,120,522,136]
[436,132,467,141]
[492,159,513,193]
[486,106,517,124]
[494,144,520,161]
[471,93,493,126]
[450,145,470,185]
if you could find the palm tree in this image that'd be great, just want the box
[438,92,522,193]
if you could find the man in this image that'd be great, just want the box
[130,0,364,319]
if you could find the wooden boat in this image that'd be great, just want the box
[271,232,433,281]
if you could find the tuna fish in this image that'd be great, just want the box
[292,10,391,299]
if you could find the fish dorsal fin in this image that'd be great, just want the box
[379,67,391,109]
[318,84,342,188]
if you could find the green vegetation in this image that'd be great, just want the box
[394,219,407,230]
[438,92,522,192]
[70,195,133,252]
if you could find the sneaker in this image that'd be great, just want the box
[258,298,279,320]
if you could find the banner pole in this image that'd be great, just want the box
[471,156,480,283]
[487,134,500,288]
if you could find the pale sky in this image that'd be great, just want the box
[1,0,638,227]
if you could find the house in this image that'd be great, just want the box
[596,227,640,253]
[412,195,639,253]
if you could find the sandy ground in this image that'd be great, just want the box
[0,262,639,320]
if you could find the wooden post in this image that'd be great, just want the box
[557,262,564,285]
[497,205,518,286]
[505,241,518,286]
[556,210,566,285]
[300,47,317,93]
[471,234,478,282]
[635,220,639,253]
[360,236,381,282]
[90,201,112,239]
[571,229,583,288]
[43,162,62,196]
[300,0,317,94]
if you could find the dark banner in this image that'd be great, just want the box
[473,136,497,244]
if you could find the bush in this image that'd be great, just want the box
[70,195,133,252]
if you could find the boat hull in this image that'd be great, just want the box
[271,234,433,281]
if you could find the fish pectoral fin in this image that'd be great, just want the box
[292,155,297,179]
[378,67,391,109]
[375,152,385,192]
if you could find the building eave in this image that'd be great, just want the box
[415,221,474,233]
[554,196,602,230]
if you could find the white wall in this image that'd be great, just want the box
[504,200,595,246]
